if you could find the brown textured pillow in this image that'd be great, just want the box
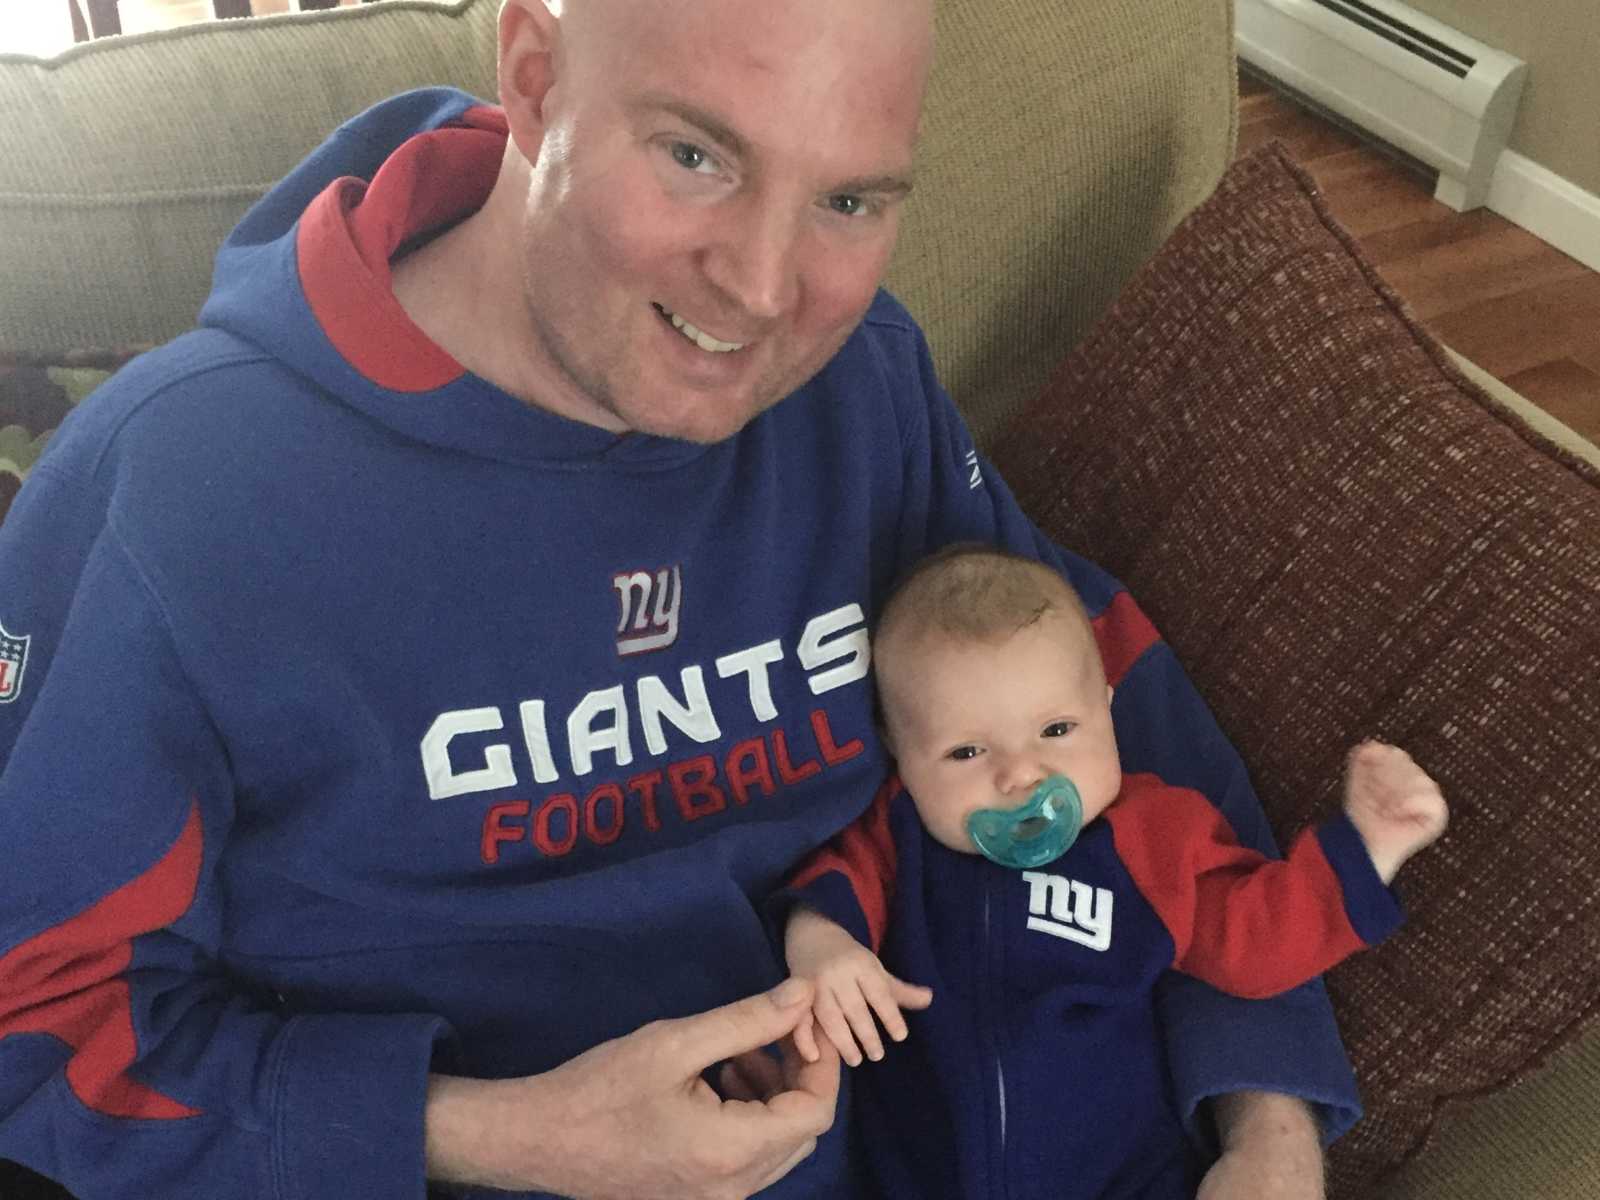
[991,142,1600,1196]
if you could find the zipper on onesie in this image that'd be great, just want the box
[983,871,1008,1197]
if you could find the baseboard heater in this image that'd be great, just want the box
[1235,0,1527,211]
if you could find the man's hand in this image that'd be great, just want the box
[425,979,840,1200]
[1199,1091,1325,1200]
[1343,741,1449,884]
[784,905,933,1066]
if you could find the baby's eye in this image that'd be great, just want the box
[947,745,982,761]
[1041,721,1075,739]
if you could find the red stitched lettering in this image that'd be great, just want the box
[481,800,530,864]
[478,710,870,860]
[724,737,776,806]
[584,783,625,846]
[773,729,822,785]
[627,771,664,832]
[533,794,579,857]
[812,708,864,766]
[670,756,727,821]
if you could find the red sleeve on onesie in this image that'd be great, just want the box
[1105,775,1373,999]
[786,777,903,952]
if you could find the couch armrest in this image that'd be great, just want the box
[1384,1025,1600,1199]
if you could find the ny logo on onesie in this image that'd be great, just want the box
[0,620,29,704]
[612,565,682,657]
[1021,870,1114,951]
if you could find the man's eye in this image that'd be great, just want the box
[669,141,712,172]
[947,745,981,761]
[1042,722,1075,738]
[828,194,867,216]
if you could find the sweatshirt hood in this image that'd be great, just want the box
[199,88,705,469]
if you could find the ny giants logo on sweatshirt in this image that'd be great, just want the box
[613,565,682,656]
[0,621,29,704]
[1021,870,1114,951]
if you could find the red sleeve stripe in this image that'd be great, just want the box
[1090,591,1161,688]
[787,778,901,950]
[0,801,205,1120]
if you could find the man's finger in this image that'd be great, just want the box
[710,1037,837,1171]
[720,1047,784,1101]
[656,979,813,1074]
[778,1025,841,1114]
[718,1060,759,1102]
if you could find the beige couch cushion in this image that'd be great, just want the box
[991,142,1600,1197]
[0,0,498,361]
[888,0,1239,445]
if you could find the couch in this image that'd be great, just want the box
[2,0,1598,1197]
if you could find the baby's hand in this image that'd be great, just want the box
[784,905,933,1067]
[1343,741,1449,884]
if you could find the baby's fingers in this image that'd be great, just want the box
[1397,785,1450,831]
[793,1011,820,1064]
[861,974,933,1047]
[840,987,888,1064]
[889,976,934,1012]
[813,990,866,1068]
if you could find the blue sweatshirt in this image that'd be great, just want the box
[0,88,1359,1200]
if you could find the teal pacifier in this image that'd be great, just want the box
[966,774,1084,870]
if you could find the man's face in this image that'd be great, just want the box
[880,613,1124,856]
[512,0,930,443]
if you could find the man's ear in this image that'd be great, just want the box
[497,0,561,162]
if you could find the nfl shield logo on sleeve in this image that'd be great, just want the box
[0,621,29,704]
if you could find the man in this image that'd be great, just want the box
[0,0,1353,1196]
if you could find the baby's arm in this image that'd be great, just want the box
[1113,753,1443,999]
[1343,741,1449,884]
[784,905,933,1067]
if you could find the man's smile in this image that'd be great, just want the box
[652,302,747,353]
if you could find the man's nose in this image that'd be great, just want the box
[702,197,799,321]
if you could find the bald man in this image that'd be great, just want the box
[0,1,1351,1197]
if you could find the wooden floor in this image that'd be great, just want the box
[1238,68,1600,448]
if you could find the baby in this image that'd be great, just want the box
[779,543,1448,1199]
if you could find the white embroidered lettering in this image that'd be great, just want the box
[1020,870,1113,951]
[799,604,870,695]
[423,708,518,800]
[715,640,785,722]
[518,700,561,784]
[567,686,633,777]
[637,667,722,754]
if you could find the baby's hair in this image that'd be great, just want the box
[875,542,1089,649]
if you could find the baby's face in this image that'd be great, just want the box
[879,612,1122,856]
